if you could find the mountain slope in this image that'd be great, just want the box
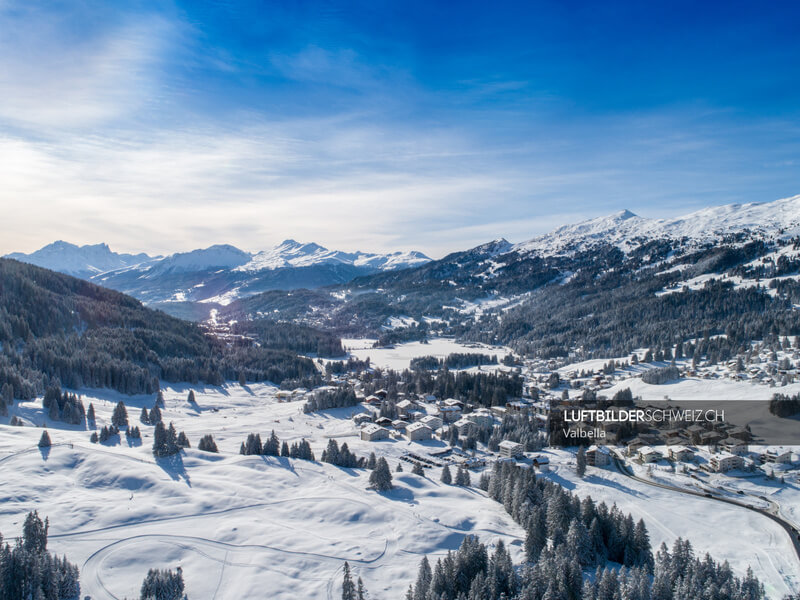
[0,258,322,399]
[224,195,800,356]
[515,194,800,256]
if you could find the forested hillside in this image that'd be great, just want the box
[0,259,321,400]
[224,235,800,362]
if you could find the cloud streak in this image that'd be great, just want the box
[0,1,797,259]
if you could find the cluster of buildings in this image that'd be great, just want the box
[624,437,795,473]
[356,392,501,444]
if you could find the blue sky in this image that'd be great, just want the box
[1,0,798,257]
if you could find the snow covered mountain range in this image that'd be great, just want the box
[4,241,155,278]
[7,194,800,320]
[4,239,431,308]
[515,194,800,256]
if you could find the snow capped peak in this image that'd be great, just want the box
[5,241,152,276]
[154,244,252,272]
[514,195,800,256]
[616,209,637,220]
[237,240,430,272]
[471,238,513,256]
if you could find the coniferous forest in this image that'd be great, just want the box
[0,259,326,400]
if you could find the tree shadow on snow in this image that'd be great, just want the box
[156,453,192,487]
[39,445,51,461]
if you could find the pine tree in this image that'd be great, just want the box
[239,371,246,386]
[412,463,425,476]
[149,405,162,424]
[38,430,51,448]
[357,577,367,600]
[342,561,356,600]
[397,462,404,472]
[48,398,60,421]
[413,556,432,600]
[87,403,96,427]
[1,382,12,405]
[111,401,129,428]
[156,390,165,408]
[281,441,290,457]
[140,407,150,424]
[369,457,393,491]
[576,446,587,478]
[140,566,185,600]
[367,452,377,469]
[187,390,196,404]
[198,434,218,453]
[441,465,452,485]
[177,431,190,448]
[153,421,168,457]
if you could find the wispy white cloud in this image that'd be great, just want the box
[0,5,180,130]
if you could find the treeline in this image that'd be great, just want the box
[770,393,800,418]
[360,367,523,408]
[0,512,80,600]
[140,567,186,600]
[641,365,681,385]
[43,386,85,425]
[401,460,766,599]
[0,259,319,400]
[303,387,359,413]
[238,431,315,461]
[230,319,345,358]
[322,439,365,468]
[410,353,499,371]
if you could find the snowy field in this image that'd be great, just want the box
[341,337,512,372]
[542,451,800,599]
[1,382,798,598]
[0,383,524,600]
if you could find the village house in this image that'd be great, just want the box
[506,399,532,414]
[710,452,744,472]
[531,454,550,471]
[720,438,748,455]
[406,422,433,442]
[668,446,694,462]
[420,415,443,430]
[453,418,475,436]
[438,405,462,423]
[586,445,611,466]
[760,447,793,464]
[465,408,494,428]
[396,399,420,416]
[442,398,464,409]
[360,423,390,442]
[498,440,524,459]
[699,430,724,445]
[638,447,662,463]
[352,413,373,426]
[392,420,410,433]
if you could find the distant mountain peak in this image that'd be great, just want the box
[514,194,800,257]
[5,241,152,277]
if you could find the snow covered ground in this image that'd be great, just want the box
[341,337,512,372]
[0,384,524,600]
[1,382,798,598]
[543,450,800,599]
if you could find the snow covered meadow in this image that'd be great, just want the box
[0,383,525,599]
